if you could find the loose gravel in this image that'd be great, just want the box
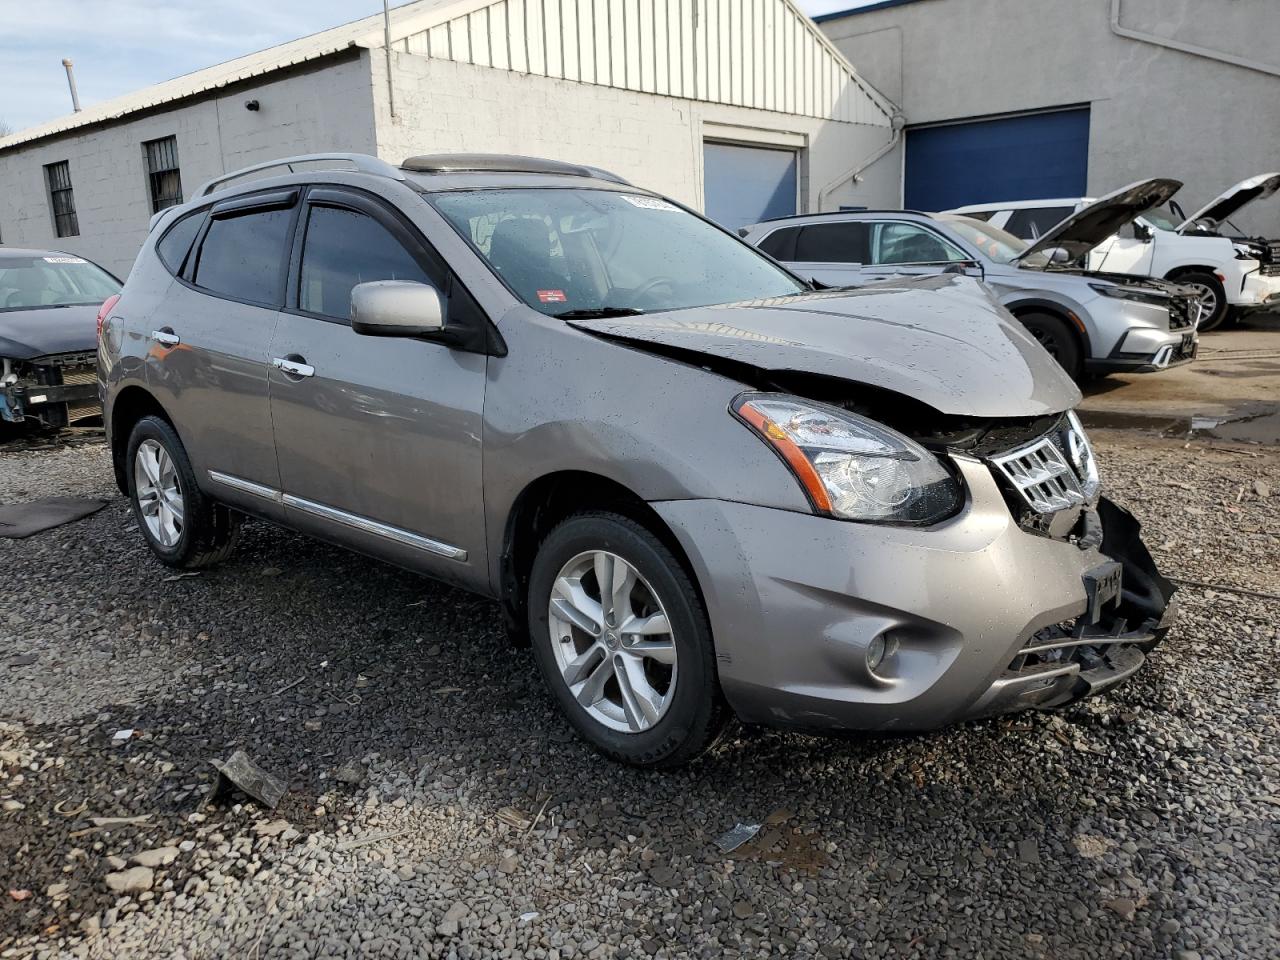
[1,430,1277,960]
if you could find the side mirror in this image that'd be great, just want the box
[1132,221,1153,242]
[1043,246,1071,265]
[351,280,445,338]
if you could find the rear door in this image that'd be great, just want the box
[146,189,298,519]
[775,221,874,287]
[268,186,488,588]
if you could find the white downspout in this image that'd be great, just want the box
[1110,0,1280,78]
[818,113,906,212]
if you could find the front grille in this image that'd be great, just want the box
[1168,295,1199,330]
[988,415,1099,516]
[59,366,96,387]
[1262,264,1280,277]
[29,351,97,369]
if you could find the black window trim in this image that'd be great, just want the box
[282,184,504,356]
[179,187,302,310]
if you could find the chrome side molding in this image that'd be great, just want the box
[207,471,466,562]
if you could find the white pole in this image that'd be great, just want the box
[383,0,397,119]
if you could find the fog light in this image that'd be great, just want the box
[867,635,887,672]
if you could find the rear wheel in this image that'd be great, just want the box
[126,415,240,568]
[1019,312,1082,380]
[528,512,728,768]
[1175,271,1227,331]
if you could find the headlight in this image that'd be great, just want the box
[732,393,963,525]
[1088,282,1167,307]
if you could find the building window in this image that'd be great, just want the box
[143,136,183,213]
[45,161,79,238]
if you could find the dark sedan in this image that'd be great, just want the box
[1,248,121,429]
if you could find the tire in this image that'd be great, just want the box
[125,415,241,569]
[1175,271,1228,331]
[527,512,729,768]
[1019,312,1082,380]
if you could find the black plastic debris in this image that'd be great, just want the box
[208,750,286,809]
[0,497,108,538]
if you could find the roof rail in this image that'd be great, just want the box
[401,153,630,185]
[195,153,405,198]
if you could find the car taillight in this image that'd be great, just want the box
[96,294,121,340]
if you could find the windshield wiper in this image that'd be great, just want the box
[553,306,646,319]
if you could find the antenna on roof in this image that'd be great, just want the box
[61,59,82,113]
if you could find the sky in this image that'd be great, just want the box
[0,0,874,134]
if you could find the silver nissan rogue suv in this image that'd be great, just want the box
[99,153,1176,768]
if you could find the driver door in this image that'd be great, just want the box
[268,187,489,591]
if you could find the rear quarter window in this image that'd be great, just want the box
[155,212,205,275]
[192,206,293,305]
[757,227,798,260]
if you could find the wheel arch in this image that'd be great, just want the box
[1163,264,1220,282]
[108,386,173,495]
[1005,298,1093,362]
[498,470,705,647]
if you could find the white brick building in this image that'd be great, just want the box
[0,0,899,277]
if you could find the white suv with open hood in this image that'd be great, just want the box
[949,173,1280,330]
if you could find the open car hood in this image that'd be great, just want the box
[566,276,1080,419]
[1014,178,1183,265]
[1176,172,1280,233]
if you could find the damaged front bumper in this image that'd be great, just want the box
[653,460,1175,734]
[1,353,100,428]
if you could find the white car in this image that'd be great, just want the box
[949,173,1280,330]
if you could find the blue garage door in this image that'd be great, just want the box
[703,142,798,233]
[904,108,1090,212]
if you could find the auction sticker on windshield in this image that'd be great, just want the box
[621,195,679,212]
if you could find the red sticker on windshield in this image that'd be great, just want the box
[537,289,567,303]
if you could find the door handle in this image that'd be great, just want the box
[150,328,180,347]
[271,356,315,378]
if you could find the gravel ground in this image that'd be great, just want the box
[1,430,1277,960]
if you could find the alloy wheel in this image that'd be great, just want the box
[1030,326,1061,358]
[547,550,678,733]
[133,438,184,548]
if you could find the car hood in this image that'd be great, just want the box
[0,305,99,360]
[1014,178,1183,265]
[1175,172,1280,233]
[566,276,1080,418]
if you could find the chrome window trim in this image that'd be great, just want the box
[207,471,467,562]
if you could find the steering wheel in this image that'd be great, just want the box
[631,276,678,306]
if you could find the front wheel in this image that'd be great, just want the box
[126,415,241,568]
[1019,312,1082,380]
[528,512,729,768]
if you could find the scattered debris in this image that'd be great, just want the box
[162,572,201,582]
[6,653,37,668]
[495,806,533,830]
[89,814,152,828]
[209,750,286,809]
[518,911,539,923]
[1017,838,1041,864]
[253,819,292,838]
[8,889,32,902]
[111,729,135,742]
[53,798,87,817]
[334,759,366,786]
[1255,479,1272,498]
[131,846,178,868]
[1072,834,1113,859]
[335,830,408,852]
[715,821,762,854]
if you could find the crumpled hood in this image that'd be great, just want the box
[567,275,1081,418]
[0,305,99,360]
[1176,172,1280,233]
[1015,178,1182,265]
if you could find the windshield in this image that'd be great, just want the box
[0,255,121,312]
[938,215,1049,268]
[430,188,807,316]
[1144,205,1181,232]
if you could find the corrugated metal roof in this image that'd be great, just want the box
[0,0,474,151]
[1,0,892,152]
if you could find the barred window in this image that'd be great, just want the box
[143,136,183,213]
[45,161,79,238]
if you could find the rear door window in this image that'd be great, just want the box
[794,222,871,263]
[757,227,799,260]
[1003,206,1074,240]
[192,206,294,305]
[298,205,435,320]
